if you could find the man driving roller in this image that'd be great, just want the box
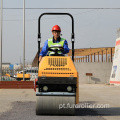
[39,25,69,62]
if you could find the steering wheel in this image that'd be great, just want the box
[48,46,64,56]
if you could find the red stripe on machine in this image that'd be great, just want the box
[110,81,120,84]
[116,40,120,46]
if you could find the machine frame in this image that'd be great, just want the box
[38,12,75,63]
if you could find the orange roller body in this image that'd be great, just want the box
[38,56,79,104]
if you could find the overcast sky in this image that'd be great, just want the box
[1,0,120,64]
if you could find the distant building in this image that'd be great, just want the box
[14,63,21,70]
[2,63,11,69]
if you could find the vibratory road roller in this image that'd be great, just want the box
[35,13,79,115]
[5,72,30,81]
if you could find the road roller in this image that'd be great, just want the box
[35,13,79,115]
[5,72,30,81]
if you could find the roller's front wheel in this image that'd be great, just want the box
[36,96,75,115]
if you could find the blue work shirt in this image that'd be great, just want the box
[39,37,69,57]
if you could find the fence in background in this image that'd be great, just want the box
[1,67,38,81]
[1,68,21,81]
[68,47,115,63]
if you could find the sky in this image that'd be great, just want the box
[1,0,120,64]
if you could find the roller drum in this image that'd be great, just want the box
[36,96,75,115]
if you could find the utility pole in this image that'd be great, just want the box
[23,0,25,81]
[0,0,3,81]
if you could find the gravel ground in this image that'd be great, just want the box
[0,84,120,120]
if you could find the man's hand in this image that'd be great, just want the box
[39,56,42,62]
[59,46,64,51]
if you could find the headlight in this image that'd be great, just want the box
[43,86,48,91]
[67,86,72,92]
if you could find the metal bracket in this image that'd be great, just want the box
[36,92,76,96]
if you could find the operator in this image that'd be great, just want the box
[39,25,69,62]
